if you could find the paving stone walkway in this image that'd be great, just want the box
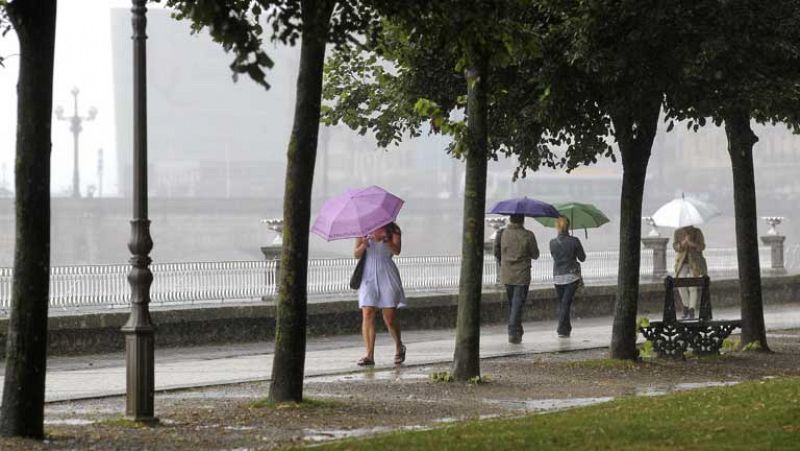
[1,304,798,402]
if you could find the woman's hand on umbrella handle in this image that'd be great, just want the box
[354,236,368,258]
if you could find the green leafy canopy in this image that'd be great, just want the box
[0,1,11,68]
[322,0,611,179]
[664,0,800,132]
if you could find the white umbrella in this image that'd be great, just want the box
[651,194,720,228]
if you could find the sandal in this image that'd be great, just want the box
[394,344,407,365]
[357,356,375,367]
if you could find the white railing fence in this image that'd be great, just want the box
[0,246,794,312]
[786,244,800,272]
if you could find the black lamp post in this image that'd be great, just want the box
[121,0,156,423]
[55,87,97,198]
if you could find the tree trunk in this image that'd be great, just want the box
[268,0,333,403]
[452,52,489,381]
[724,110,769,351]
[609,100,660,360]
[0,0,57,439]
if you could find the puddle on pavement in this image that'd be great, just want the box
[432,417,458,424]
[46,406,118,416]
[634,386,669,397]
[307,370,429,384]
[633,380,743,398]
[158,391,257,400]
[488,397,615,412]
[304,424,430,442]
[672,381,739,391]
[225,425,257,431]
[487,381,742,415]
[44,418,96,426]
[433,414,500,424]
[303,426,394,442]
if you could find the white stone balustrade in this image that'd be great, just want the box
[0,245,794,313]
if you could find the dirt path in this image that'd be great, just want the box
[3,331,799,450]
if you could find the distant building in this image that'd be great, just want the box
[111,8,299,199]
[109,8,464,201]
[99,7,800,261]
[655,123,800,202]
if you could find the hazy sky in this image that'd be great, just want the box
[0,0,153,196]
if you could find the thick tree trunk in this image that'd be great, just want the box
[0,0,57,439]
[268,0,333,403]
[724,111,769,351]
[452,53,489,381]
[609,101,660,360]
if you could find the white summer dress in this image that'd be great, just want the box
[358,238,407,309]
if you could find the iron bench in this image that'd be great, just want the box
[639,275,741,358]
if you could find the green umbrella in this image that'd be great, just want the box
[535,202,610,238]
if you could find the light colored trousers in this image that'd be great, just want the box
[677,265,699,309]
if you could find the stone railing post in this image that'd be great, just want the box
[485,216,507,286]
[760,216,786,274]
[641,217,669,280]
[261,218,283,300]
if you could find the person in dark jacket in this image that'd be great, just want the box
[549,216,586,338]
[494,214,540,344]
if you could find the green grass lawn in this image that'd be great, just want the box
[317,377,800,450]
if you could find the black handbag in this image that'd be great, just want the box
[349,253,366,290]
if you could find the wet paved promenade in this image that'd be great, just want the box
[1,304,798,403]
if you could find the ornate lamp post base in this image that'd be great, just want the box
[123,218,158,423]
[121,327,157,423]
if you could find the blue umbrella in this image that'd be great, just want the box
[488,196,560,218]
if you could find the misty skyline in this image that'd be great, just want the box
[1,1,799,264]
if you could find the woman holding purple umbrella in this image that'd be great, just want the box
[354,222,407,366]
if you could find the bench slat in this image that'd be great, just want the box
[670,277,709,288]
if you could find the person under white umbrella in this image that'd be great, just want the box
[651,193,720,229]
[651,194,719,319]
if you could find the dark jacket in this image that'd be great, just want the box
[549,233,586,277]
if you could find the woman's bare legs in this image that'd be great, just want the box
[361,307,377,360]
[382,308,403,354]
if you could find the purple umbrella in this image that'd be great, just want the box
[488,196,560,218]
[312,186,405,241]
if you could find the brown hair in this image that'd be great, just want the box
[385,222,401,238]
[556,216,570,233]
